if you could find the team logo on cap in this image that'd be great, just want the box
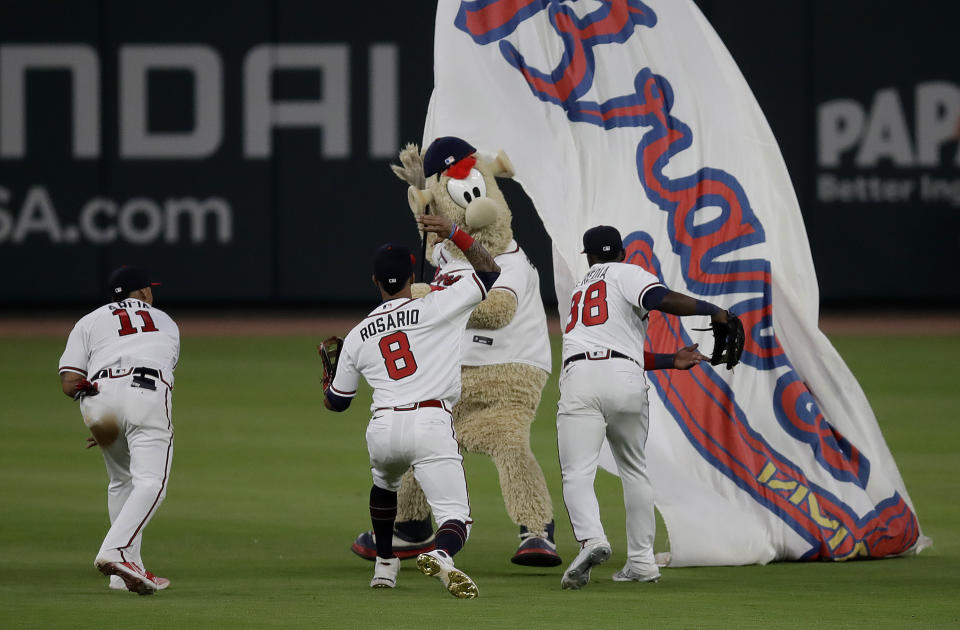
[602,245,611,252]
[444,155,455,166]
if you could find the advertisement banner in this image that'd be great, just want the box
[0,1,436,303]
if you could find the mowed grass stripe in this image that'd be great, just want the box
[0,334,957,629]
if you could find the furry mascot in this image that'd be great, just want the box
[352,137,561,567]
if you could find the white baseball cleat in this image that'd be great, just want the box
[612,564,660,583]
[561,539,612,590]
[416,550,478,599]
[109,573,170,591]
[95,559,159,595]
[370,556,400,588]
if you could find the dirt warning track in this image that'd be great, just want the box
[2,312,958,338]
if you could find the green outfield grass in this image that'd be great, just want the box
[1,330,958,629]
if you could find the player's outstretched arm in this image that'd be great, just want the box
[644,344,709,370]
[645,289,744,370]
[646,289,731,324]
[417,214,501,274]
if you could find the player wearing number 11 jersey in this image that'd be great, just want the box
[324,214,500,598]
[58,265,179,595]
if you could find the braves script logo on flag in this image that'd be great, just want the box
[454,0,918,559]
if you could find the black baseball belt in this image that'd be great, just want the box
[563,349,640,369]
[91,367,162,391]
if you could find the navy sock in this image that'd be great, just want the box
[435,520,468,556]
[369,485,397,558]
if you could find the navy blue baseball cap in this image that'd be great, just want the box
[373,243,414,290]
[423,136,476,178]
[107,265,160,300]
[582,225,623,255]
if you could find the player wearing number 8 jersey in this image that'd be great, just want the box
[324,214,500,598]
[558,226,732,590]
[58,265,179,595]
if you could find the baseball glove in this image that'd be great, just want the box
[709,311,745,370]
[318,336,344,391]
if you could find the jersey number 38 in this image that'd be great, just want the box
[565,280,609,333]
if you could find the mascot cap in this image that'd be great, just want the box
[107,265,160,301]
[423,136,476,178]
[373,243,414,289]
[581,225,623,255]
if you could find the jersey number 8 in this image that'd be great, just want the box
[564,280,609,333]
[379,331,418,380]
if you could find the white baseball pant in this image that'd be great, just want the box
[80,374,174,568]
[557,357,657,573]
[365,404,471,528]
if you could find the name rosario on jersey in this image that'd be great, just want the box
[359,309,421,341]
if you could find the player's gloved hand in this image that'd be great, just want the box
[708,310,745,370]
[73,378,100,401]
[319,336,344,392]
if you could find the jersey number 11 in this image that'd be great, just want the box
[113,309,159,337]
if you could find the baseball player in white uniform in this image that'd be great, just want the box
[58,265,179,595]
[323,214,500,599]
[352,236,559,565]
[558,226,730,590]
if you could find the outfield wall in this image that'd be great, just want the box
[1,1,957,306]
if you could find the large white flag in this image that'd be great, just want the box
[424,0,927,565]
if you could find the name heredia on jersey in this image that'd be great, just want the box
[359,309,421,341]
[580,265,610,285]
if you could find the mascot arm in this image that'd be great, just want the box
[467,288,517,329]
[411,283,431,299]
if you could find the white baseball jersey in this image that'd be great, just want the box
[557,261,666,577]
[59,299,180,383]
[59,298,179,579]
[432,240,551,372]
[330,271,488,410]
[561,262,665,363]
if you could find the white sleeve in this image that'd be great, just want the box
[329,341,360,399]
[58,320,89,376]
[428,271,486,322]
[619,267,665,316]
[488,259,521,305]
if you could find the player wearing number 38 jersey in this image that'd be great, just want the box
[324,214,500,599]
[558,226,735,591]
[58,265,179,595]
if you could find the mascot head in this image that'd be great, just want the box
[392,136,516,259]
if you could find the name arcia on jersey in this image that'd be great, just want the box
[359,309,421,341]
[110,299,151,311]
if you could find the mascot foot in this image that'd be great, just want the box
[351,517,436,561]
[511,521,562,567]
